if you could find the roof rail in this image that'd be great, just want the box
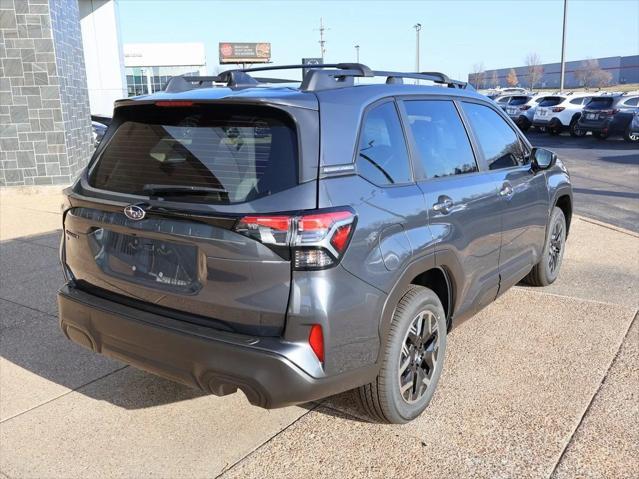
[163,63,469,93]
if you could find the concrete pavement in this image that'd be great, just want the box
[0,187,637,478]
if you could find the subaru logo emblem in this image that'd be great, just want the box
[124,205,146,221]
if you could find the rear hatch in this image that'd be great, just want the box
[63,100,319,336]
[581,96,615,123]
[533,96,564,122]
[505,96,531,117]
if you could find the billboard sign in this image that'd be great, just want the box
[302,57,323,77]
[219,43,271,64]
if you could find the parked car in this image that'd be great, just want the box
[483,87,530,99]
[626,108,639,143]
[577,93,639,140]
[58,64,572,424]
[511,94,545,132]
[91,120,107,147]
[531,93,593,136]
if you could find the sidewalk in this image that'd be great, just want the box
[0,188,637,478]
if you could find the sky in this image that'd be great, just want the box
[117,0,639,80]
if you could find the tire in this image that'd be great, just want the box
[516,117,531,132]
[569,121,587,138]
[522,207,567,287]
[548,120,562,136]
[624,128,639,143]
[358,285,447,424]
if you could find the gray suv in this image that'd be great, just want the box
[58,64,572,424]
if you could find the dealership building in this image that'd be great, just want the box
[474,55,639,89]
[0,0,210,186]
[124,42,206,97]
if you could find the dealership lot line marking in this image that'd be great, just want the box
[513,287,639,310]
[214,402,321,479]
[548,312,638,478]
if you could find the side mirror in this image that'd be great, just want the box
[530,147,557,171]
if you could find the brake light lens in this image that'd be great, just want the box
[552,107,565,112]
[520,105,531,111]
[234,209,356,270]
[308,324,324,362]
[155,101,194,107]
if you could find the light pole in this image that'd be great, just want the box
[413,23,422,73]
[355,44,360,63]
[559,0,568,91]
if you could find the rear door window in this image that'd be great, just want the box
[89,104,298,204]
[461,102,526,170]
[622,97,639,107]
[356,101,412,185]
[404,100,478,178]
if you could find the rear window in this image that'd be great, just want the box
[89,104,298,204]
[538,97,564,107]
[509,96,530,106]
[585,97,614,109]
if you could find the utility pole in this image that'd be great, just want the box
[560,0,568,91]
[413,23,422,72]
[355,44,360,63]
[316,17,329,62]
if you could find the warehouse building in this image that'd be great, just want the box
[473,55,639,89]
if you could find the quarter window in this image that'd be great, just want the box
[405,100,478,178]
[356,102,412,185]
[461,102,526,170]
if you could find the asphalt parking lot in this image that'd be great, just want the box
[526,132,639,233]
[0,137,638,478]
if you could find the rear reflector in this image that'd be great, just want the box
[308,324,324,362]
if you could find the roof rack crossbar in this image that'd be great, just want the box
[162,63,469,93]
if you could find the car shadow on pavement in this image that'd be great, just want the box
[1,231,209,412]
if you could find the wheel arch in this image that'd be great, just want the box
[555,194,573,235]
[409,267,453,330]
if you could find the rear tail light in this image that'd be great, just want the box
[552,107,565,112]
[308,324,324,362]
[520,105,531,111]
[234,208,356,270]
[600,109,619,116]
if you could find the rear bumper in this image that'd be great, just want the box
[577,118,611,133]
[58,283,375,408]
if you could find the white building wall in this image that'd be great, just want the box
[79,0,127,116]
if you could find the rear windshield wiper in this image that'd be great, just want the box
[142,184,228,197]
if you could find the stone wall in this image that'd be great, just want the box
[0,0,93,186]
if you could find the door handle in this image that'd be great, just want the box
[433,196,454,214]
[499,183,514,198]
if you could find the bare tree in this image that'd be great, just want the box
[470,62,486,89]
[506,68,518,87]
[525,52,544,90]
[574,59,613,89]
[490,70,499,88]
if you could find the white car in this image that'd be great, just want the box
[507,94,546,132]
[532,93,594,136]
